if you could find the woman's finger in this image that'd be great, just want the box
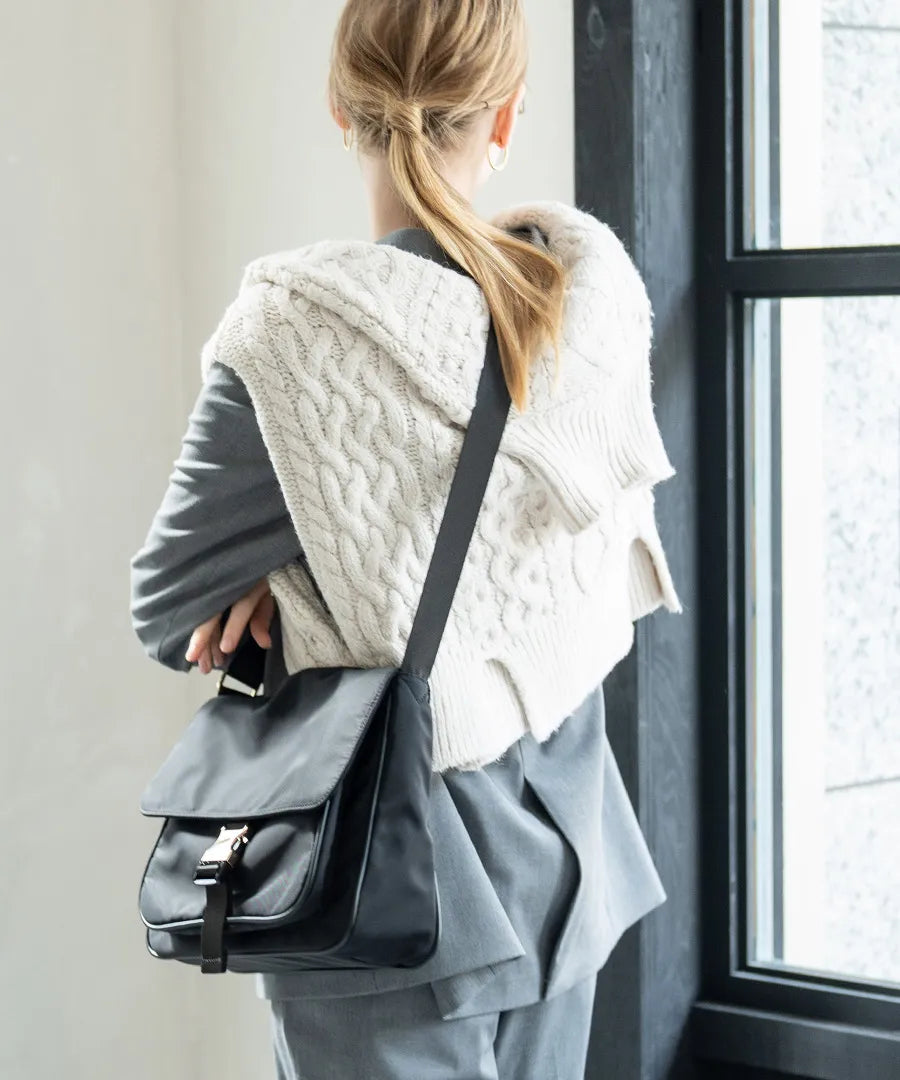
[219,599,255,654]
[185,612,222,664]
[249,591,275,649]
[210,625,227,669]
[198,644,214,675]
[220,580,271,653]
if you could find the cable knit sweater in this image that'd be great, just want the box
[199,199,683,773]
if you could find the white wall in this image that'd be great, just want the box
[0,3,213,1078]
[0,3,572,1077]
[175,0,574,406]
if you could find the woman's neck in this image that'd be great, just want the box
[358,150,476,241]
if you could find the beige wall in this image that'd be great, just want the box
[0,2,572,1077]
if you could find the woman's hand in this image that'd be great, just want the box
[185,578,275,674]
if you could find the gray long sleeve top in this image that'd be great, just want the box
[129,357,302,673]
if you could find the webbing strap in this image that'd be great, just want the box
[401,321,510,679]
[216,319,509,691]
[198,881,229,974]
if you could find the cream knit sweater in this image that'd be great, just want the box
[200,199,683,773]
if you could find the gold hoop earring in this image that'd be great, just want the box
[342,125,354,151]
[487,141,509,172]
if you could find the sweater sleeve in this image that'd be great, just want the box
[506,235,677,532]
[602,267,678,493]
[129,360,303,671]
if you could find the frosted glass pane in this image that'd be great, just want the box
[747,294,900,985]
[745,0,900,249]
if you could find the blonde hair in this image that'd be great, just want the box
[327,0,570,410]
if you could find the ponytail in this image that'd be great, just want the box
[329,0,570,409]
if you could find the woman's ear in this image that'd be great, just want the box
[328,98,346,131]
[491,81,526,148]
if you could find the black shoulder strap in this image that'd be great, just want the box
[220,214,541,693]
[401,320,510,679]
[219,320,510,692]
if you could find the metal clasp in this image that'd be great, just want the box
[216,669,260,697]
[193,824,252,885]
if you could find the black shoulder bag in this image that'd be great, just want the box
[137,317,511,974]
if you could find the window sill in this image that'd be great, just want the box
[692,1001,900,1079]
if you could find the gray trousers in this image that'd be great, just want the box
[266,973,597,1080]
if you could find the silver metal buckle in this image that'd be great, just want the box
[193,824,252,885]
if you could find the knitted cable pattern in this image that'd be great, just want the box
[201,199,683,772]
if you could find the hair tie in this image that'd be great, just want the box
[387,99,424,137]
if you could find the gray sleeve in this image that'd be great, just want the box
[129,360,302,671]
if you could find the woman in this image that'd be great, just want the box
[130,1,683,1076]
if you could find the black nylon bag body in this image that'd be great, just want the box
[137,315,511,975]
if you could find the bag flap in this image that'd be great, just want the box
[139,666,397,818]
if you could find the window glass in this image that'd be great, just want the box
[745,1,900,249]
[747,294,900,984]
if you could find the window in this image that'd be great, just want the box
[694,3,900,1075]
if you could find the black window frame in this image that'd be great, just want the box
[693,2,900,1076]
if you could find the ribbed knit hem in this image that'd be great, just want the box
[507,405,620,531]
[431,516,680,771]
[603,356,679,493]
[621,485,683,617]
[496,553,637,744]
[432,535,639,770]
[430,654,529,773]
